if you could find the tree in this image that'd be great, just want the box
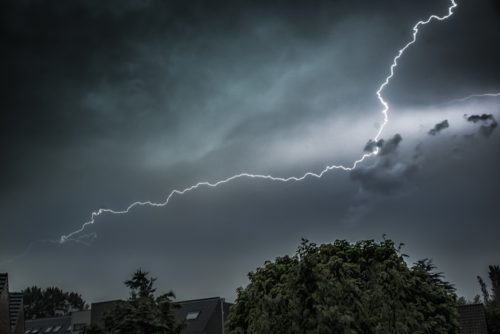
[457,295,482,305]
[226,239,459,334]
[23,286,87,319]
[478,265,500,333]
[92,269,184,334]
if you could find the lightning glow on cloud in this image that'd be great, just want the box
[56,0,460,244]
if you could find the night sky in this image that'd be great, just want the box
[1,0,500,303]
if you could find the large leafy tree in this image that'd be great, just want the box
[93,269,183,334]
[226,239,459,334]
[23,286,87,319]
[478,265,500,333]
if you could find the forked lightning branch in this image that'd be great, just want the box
[5,1,498,260]
[60,0,461,244]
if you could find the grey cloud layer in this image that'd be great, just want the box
[351,134,420,195]
[466,114,498,138]
[1,0,499,303]
[428,120,449,135]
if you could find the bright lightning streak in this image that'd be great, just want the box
[375,0,457,141]
[60,165,368,243]
[59,0,459,244]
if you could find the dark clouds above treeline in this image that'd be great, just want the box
[1,0,499,303]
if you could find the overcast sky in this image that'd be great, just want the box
[1,0,499,303]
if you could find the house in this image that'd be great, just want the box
[88,300,121,329]
[24,310,90,334]
[0,273,24,334]
[20,294,231,334]
[89,297,231,334]
[458,303,489,334]
[24,310,91,334]
[175,297,231,334]
[24,316,71,334]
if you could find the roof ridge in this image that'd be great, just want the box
[176,296,222,304]
[458,303,484,307]
[91,299,123,305]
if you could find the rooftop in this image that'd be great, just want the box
[175,297,230,334]
[458,304,489,334]
[25,316,72,334]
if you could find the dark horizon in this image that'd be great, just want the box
[1,0,500,304]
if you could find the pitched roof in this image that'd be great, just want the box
[458,304,488,334]
[175,297,224,334]
[9,292,23,328]
[25,315,72,333]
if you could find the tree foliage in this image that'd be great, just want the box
[91,269,183,334]
[226,239,459,334]
[478,265,500,333]
[23,286,87,319]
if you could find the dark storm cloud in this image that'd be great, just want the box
[385,0,500,106]
[2,0,454,199]
[1,0,499,304]
[466,114,498,138]
[2,0,429,281]
[467,114,495,123]
[363,139,383,153]
[362,135,403,155]
[428,120,449,135]
[378,134,403,156]
[479,124,498,138]
[0,0,400,188]
[351,134,419,195]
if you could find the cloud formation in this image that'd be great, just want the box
[428,120,449,135]
[351,134,419,195]
[1,0,499,305]
[363,139,383,153]
[467,114,495,123]
[466,114,498,138]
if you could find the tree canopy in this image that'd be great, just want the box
[478,265,500,333]
[23,286,87,319]
[226,239,459,334]
[89,269,183,334]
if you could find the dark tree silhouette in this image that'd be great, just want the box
[91,269,183,334]
[226,239,459,334]
[23,286,87,319]
[478,265,500,333]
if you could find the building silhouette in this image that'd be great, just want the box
[0,274,24,334]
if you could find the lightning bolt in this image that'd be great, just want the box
[59,0,459,244]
